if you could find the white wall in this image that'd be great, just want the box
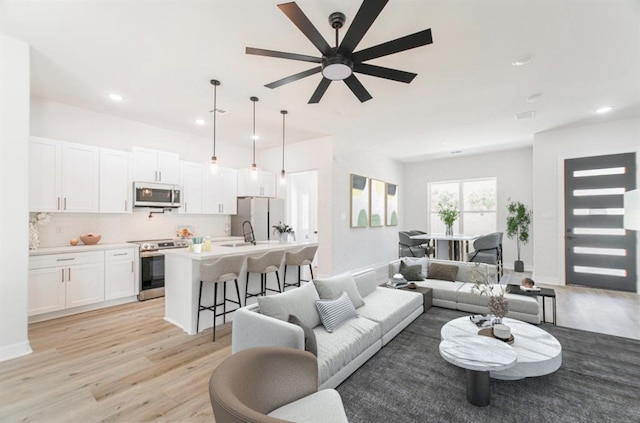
[533,117,640,289]
[0,36,32,361]
[403,147,534,270]
[330,136,405,275]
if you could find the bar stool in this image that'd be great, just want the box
[283,245,318,290]
[198,255,245,342]
[245,250,285,305]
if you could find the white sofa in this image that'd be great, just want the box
[389,258,540,324]
[232,268,423,390]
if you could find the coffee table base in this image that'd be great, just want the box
[466,369,490,406]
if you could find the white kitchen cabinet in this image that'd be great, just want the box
[132,146,180,184]
[28,251,105,316]
[179,161,203,214]
[105,248,136,300]
[203,167,237,214]
[29,137,100,212]
[99,148,131,213]
[237,169,276,198]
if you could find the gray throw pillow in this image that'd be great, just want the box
[402,256,428,278]
[399,261,424,281]
[288,314,317,356]
[428,263,459,282]
[315,291,358,333]
[257,281,321,328]
[313,273,365,308]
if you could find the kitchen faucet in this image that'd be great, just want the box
[242,221,256,245]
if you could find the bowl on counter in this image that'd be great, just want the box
[80,233,102,245]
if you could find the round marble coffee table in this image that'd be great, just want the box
[439,335,517,406]
[441,316,562,380]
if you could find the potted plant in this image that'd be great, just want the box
[470,263,509,324]
[437,203,459,235]
[506,199,532,272]
[272,222,295,243]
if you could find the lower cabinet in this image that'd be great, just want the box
[105,248,135,300]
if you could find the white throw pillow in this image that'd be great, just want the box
[257,281,321,328]
[402,256,428,278]
[313,273,365,308]
[316,291,358,333]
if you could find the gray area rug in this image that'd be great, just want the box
[336,307,640,422]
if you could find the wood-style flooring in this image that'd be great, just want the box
[1,279,638,422]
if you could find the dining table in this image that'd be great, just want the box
[409,233,478,261]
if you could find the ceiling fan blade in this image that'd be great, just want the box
[352,28,433,63]
[353,63,417,83]
[344,74,373,102]
[308,78,332,104]
[265,67,322,89]
[246,47,321,63]
[278,2,332,55]
[338,0,388,55]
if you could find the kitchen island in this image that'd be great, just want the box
[163,240,317,335]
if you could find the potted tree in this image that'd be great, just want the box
[506,200,532,272]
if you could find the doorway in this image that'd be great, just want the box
[286,169,318,245]
[564,153,637,292]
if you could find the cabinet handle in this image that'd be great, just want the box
[124,200,128,211]
[61,268,64,283]
[113,253,128,256]
[221,204,224,213]
[155,170,158,181]
[57,258,75,261]
[64,197,67,210]
[57,197,61,210]
[131,261,134,273]
[185,203,188,213]
[68,268,71,281]
[159,171,162,181]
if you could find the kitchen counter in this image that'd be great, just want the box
[164,240,317,334]
[29,243,136,256]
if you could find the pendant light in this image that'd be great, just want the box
[209,79,220,173]
[250,96,259,178]
[279,110,288,185]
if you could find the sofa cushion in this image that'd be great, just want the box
[314,273,365,308]
[316,292,358,333]
[399,262,424,281]
[353,270,378,298]
[402,256,428,278]
[456,283,539,315]
[313,317,382,385]
[268,389,349,422]
[288,314,318,356]
[258,281,321,329]
[356,287,423,335]
[415,279,466,303]
[428,262,459,282]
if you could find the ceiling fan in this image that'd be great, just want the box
[246,0,433,104]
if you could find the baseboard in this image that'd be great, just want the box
[29,296,137,323]
[0,341,32,362]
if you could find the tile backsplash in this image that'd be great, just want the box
[33,210,231,247]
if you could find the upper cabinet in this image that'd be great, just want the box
[132,146,180,184]
[99,148,131,213]
[237,169,276,198]
[179,161,203,214]
[203,167,238,215]
[29,137,100,213]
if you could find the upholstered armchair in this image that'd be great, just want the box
[398,230,427,257]
[468,232,503,278]
[209,346,349,423]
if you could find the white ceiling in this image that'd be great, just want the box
[1,0,639,162]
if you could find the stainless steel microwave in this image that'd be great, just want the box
[133,182,182,208]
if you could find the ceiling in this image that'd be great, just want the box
[1,0,639,162]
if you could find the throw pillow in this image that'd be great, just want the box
[288,314,318,356]
[401,256,428,278]
[315,291,358,333]
[313,273,365,308]
[257,281,321,328]
[399,261,424,281]
[427,262,459,282]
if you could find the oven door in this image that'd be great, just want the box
[139,251,165,300]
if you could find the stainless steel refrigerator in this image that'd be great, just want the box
[231,198,285,242]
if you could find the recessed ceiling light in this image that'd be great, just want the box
[526,92,543,103]
[195,118,206,125]
[108,93,124,102]
[512,54,535,67]
[596,106,614,114]
[514,111,536,120]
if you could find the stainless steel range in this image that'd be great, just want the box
[129,238,189,300]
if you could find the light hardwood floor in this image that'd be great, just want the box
[1,281,638,422]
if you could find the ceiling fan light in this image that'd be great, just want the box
[322,56,353,80]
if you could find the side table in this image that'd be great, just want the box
[507,284,556,325]
[383,283,432,312]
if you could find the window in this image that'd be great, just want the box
[428,178,497,235]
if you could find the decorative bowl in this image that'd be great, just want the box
[521,277,535,288]
[80,233,102,245]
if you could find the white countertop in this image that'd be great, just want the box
[29,243,137,256]
[164,240,316,261]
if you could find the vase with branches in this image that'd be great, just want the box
[437,202,459,235]
[506,199,532,272]
[470,263,509,324]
